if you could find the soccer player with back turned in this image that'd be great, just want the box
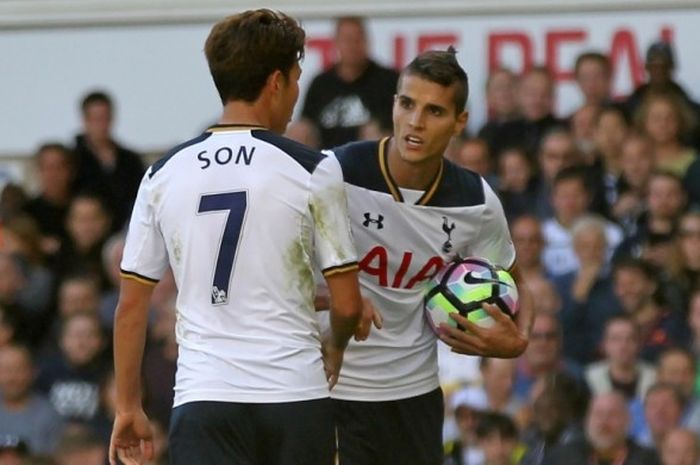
[109,10,363,465]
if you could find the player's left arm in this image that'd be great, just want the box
[438,181,532,358]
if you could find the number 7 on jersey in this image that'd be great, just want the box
[197,191,248,305]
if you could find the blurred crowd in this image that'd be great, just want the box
[1,15,700,465]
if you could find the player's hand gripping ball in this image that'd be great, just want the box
[424,256,518,333]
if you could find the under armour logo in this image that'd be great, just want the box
[442,216,455,253]
[363,213,384,229]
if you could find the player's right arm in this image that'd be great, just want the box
[322,270,363,387]
[310,155,363,387]
[110,278,155,465]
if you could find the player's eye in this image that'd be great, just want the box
[429,106,444,116]
[398,97,413,109]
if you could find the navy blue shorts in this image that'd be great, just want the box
[333,388,444,465]
[169,399,334,465]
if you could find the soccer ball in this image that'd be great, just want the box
[423,256,518,333]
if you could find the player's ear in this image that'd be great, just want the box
[454,110,468,136]
[268,69,284,94]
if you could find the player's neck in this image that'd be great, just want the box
[219,101,272,130]
[387,139,442,190]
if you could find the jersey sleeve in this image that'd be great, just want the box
[469,179,516,270]
[309,155,358,277]
[120,170,169,285]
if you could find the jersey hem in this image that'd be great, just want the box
[173,389,331,406]
[329,378,440,402]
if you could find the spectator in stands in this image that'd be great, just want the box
[542,167,622,278]
[36,312,108,425]
[23,143,75,257]
[591,106,630,212]
[497,147,539,220]
[553,215,620,363]
[477,68,520,155]
[574,52,614,109]
[625,41,700,138]
[636,90,698,178]
[669,211,700,305]
[636,383,686,449]
[452,358,525,425]
[548,391,660,465]
[485,68,519,122]
[300,16,398,147]
[0,345,63,454]
[615,171,687,260]
[520,373,586,465]
[450,138,497,185]
[517,67,565,156]
[0,184,28,224]
[52,193,112,289]
[480,67,564,160]
[585,316,656,402]
[514,312,582,398]
[25,142,75,256]
[660,428,700,465]
[475,412,523,465]
[443,388,488,465]
[655,349,700,435]
[612,259,687,362]
[533,127,581,219]
[613,133,656,232]
[509,215,560,314]
[72,91,145,232]
[1,217,53,323]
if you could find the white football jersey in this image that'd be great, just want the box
[324,138,515,401]
[121,125,358,406]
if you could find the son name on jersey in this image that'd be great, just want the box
[198,145,255,169]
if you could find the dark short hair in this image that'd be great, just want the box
[80,91,113,115]
[613,257,658,282]
[553,165,588,191]
[204,9,305,104]
[475,412,518,439]
[35,142,75,171]
[400,46,469,114]
[574,51,611,77]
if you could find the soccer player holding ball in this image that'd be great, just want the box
[318,48,533,464]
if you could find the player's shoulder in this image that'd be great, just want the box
[328,139,388,192]
[149,132,213,179]
[428,159,486,208]
[250,129,327,174]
